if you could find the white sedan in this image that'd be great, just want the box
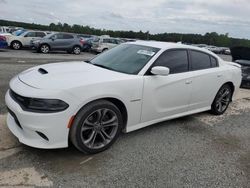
[5,41,242,154]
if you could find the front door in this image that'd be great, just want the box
[141,49,192,123]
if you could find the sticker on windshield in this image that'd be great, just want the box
[137,50,155,56]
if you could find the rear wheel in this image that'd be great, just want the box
[11,41,22,50]
[211,84,232,115]
[40,44,50,54]
[73,46,81,55]
[70,100,123,154]
[102,48,108,53]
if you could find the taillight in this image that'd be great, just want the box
[0,36,6,41]
[79,39,85,45]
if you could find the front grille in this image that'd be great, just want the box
[7,107,23,129]
[9,89,30,110]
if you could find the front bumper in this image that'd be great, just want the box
[4,77,78,149]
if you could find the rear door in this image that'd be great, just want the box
[188,50,225,110]
[141,49,193,123]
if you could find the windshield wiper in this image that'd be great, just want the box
[92,63,114,71]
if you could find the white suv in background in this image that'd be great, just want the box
[91,36,123,53]
[7,30,47,50]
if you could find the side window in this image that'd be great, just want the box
[54,34,64,39]
[103,39,110,43]
[63,34,74,39]
[25,32,36,37]
[153,50,189,74]
[36,32,46,38]
[210,56,218,67]
[190,50,211,70]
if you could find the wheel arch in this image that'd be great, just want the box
[11,40,22,47]
[74,97,128,130]
[40,43,51,49]
[223,81,235,101]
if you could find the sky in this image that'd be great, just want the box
[1,0,250,39]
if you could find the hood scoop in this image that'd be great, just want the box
[38,68,48,74]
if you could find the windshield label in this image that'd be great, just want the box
[137,50,155,56]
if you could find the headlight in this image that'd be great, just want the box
[27,98,69,112]
[10,90,69,113]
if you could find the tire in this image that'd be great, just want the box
[70,100,123,154]
[210,84,232,115]
[102,48,108,53]
[40,44,50,54]
[11,41,22,50]
[73,46,81,55]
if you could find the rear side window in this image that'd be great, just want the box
[63,34,74,39]
[153,50,189,74]
[210,56,218,67]
[190,50,211,70]
[36,32,46,37]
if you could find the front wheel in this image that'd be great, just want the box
[11,41,22,50]
[211,84,232,115]
[70,100,123,154]
[40,44,50,54]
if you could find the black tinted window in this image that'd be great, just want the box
[63,34,74,39]
[36,32,45,37]
[191,51,211,70]
[210,56,218,67]
[153,50,189,74]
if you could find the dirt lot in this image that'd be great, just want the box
[0,49,249,188]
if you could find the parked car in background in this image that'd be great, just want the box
[0,35,8,49]
[76,34,95,52]
[33,32,84,55]
[231,46,250,88]
[91,36,123,53]
[5,41,241,154]
[204,46,222,54]
[223,48,231,55]
[7,30,47,50]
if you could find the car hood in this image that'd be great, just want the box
[18,61,132,90]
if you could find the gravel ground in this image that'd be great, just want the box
[0,49,249,188]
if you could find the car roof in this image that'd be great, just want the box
[129,40,219,57]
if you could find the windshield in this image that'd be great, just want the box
[89,44,160,74]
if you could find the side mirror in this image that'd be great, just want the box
[151,66,170,76]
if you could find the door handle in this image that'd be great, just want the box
[185,80,192,84]
[217,74,222,78]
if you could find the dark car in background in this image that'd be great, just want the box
[0,35,8,49]
[231,46,250,88]
[33,32,84,55]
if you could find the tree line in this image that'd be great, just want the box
[1,19,250,47]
